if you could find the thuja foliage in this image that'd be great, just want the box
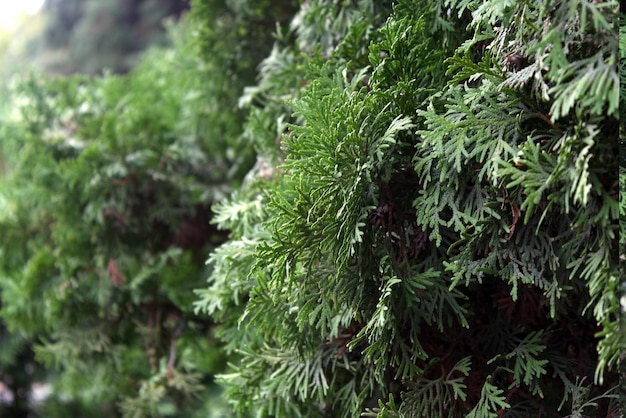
[196,0,622,416]
[0,11,280,417]
[610,11,625,407]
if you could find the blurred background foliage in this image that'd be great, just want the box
[0,0,296,416]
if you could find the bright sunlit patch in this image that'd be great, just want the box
[0,0,44,31]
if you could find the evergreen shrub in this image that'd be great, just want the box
[0,7,290,416]
[196,0,622,416]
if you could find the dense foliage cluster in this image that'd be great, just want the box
[195,0,623,416]
[0,23,223,418]
[619,4,626,408]
[0,2,296,414]
[0,0,622,417]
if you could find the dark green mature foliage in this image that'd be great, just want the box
[0,15,270,417]
[191,0,298,80]
[189,0,299,167]
[196,0,622,417]
[619,8,626,405]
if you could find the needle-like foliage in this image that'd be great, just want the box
[196,0,621,416]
